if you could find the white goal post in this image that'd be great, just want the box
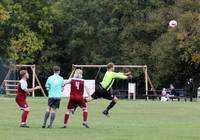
[72,64,155,100]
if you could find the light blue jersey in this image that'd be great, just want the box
[45,74,64,98]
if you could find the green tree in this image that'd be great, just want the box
[0,3,10,57]
[9,28,43,63]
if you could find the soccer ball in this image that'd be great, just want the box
[169,20,177,28]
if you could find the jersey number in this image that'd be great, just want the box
[75,81,80,90]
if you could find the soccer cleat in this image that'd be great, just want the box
[47,125,52,128]
[61,125,67,128]
[72,108,77,115]
[20,124,30,128]
[82,123,90,128]
[84,98,88,102]
[102,110,110,117]
[42,125,46,128]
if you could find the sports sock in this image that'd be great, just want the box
[83,111,88,122]
[43,112,50,126]
[21,111,29,124]
[106,101,116,111]
[49,112,56,127]
[64,113,69,125]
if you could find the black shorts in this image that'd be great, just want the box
[48,98,61,109]
[91,85,114,100]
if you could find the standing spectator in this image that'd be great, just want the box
[187,78,193,102]
[170,84,178,101]
[170,84,176,95]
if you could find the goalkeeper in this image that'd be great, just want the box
[85,62,132,117]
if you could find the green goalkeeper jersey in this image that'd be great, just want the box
[100,71,127,91]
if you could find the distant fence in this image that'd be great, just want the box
[0,58,16,95]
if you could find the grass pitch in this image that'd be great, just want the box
[0,97,200,140]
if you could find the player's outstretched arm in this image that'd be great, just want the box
[64,79,72,86]
[124,71,132,76]
[113,72,128,79]
[113,71,133,80]
[24,86,40,94]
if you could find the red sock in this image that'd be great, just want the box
[21,111,29,124]
[83,111,88,122]
[64,114,69,124]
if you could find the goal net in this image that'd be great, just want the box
[0,58,16,95]
[62,64,151,100]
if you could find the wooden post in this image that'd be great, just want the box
[32,65,36,97]
[35,74,46,97]
[73,65,147,68]
[4,80,8,95]
[147,73,157,95]
[144,66,149,100]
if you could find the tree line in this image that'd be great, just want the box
[0,0,200,89]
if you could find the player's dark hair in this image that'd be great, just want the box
[107,62,114,70]
[53,65,60,73]
[20,70,27,78]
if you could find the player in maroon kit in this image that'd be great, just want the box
[61,69,91,128]
[15,70,40,128]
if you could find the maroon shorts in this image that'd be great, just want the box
[67,97,86,109]
[16,97,29,110]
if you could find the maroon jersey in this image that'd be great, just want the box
[70,79,84,98]
[16,80,28,100]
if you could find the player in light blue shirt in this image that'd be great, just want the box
[45,73,64,98]
[42,66,64,128]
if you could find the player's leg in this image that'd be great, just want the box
[16,99,30,128]
[48,108,56,128]
[61,109,73,128]
[48,98,61,128]
[42,98,53,128]
[102,92,118,117]
[85,96,93,102]
[61,99,76,128]
[104,96,118,113]
[20,107,30,128]
[85,92,95,102]
[82,107,89,128]
[42,107,51,128]
[85,86,102,102]
[79,99,89,128]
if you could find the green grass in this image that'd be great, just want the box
[0,97,200,140]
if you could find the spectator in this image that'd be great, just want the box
[170,84,176,95]
[187,78,193,102]
[161,88,168,102]
[169,84,178,101]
